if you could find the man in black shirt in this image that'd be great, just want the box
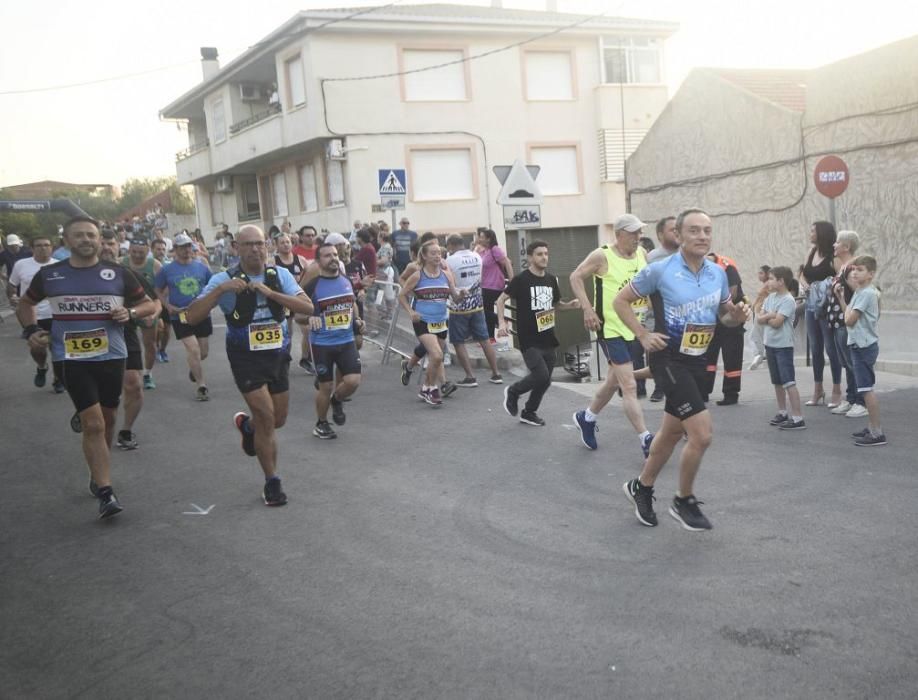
[496,240,579,426]
[704,251,746,405]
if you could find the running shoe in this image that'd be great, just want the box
[34,366,48,388]
[669,495,711,531]
[845,404,868,418]
[143,375,156,390]
[769,413,789,426]
[400,358,413,386]
[852,427,871,438]
[779,418,806,431]
[117,430,139,450]
[330,395,346,426]
[456,377,478,388]
[234,412,256,457]
[263,477,288,506]
[855,433,887,446]
[313,420,337,439]
[489,374,503,384]
[748,354,764,371]
[573,410,598,450]
[196,386,210,402]
[423,387,443,406]
[830,400,852,415]
[158,350,170,363]
[53,378,66,394]
[440,381,457,398]
[641,432,654,459]
[649,388,665,403]
[299,357,316,375]
[503,386,519,417]
[97,489,123,520]
[70,412,82,433]
[623,478,657,527]
[519,410,545,426]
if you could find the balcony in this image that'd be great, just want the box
[211,109,284,175]
[229,103,281,135]
[176,141,212,185]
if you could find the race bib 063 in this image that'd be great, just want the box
[679,323,715,356]
[248,321,283,351]
[63,328,109,359]
[535,309,555,332]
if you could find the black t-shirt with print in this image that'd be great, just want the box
[505,269,560,350]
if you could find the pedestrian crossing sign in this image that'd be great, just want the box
[378,169,407,196]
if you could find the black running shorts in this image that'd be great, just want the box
[227,350,291,395]
[53,359,126,413]
[171,316,213,340]
[413,320,448,340]
[312,342,361,383]
[650,351,708,420]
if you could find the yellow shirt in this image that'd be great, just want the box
[592,246,647,340]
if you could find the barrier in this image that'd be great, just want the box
[360,279,405,365]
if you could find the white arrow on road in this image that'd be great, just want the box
[183,503,215,515]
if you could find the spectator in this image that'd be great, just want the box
[476,228,513,343]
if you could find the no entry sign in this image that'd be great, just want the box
[814,155,849,198]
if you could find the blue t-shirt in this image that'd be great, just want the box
[199,267,303,352]
[629,252,730,358]
[414,269,450,324]
[154,260,212,309]
[762,292,797,348]
[848,285,880,348]
[303,274,357,346]
[391,229,417,269]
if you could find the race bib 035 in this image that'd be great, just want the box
[248,321,283,351]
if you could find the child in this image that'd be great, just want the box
[835,255,885,446]
[757,266,805,430]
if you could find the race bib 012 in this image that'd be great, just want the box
[248,321,283,351]
[63,328,109,359]
[679,323,715,356]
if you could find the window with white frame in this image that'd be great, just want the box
[286,55,306,108]
[524,51,574,100]
[326,160,345,206]
[212,99,226,143]
[298,163,318,212]
[271,171,288,217]
[529,145,580,196]
[409,147,474,201]
[402,49,467,101]
[601,36,662,84]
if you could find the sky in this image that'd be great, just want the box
[1,0,916,189]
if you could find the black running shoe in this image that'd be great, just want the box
[299,357,316,375]
[234,412,256,457]
[669,495,712,531]
[330,395,346,425]
[97,489,123,519]
[196,386,209,402]
[53,378,66,394]
[400,358,413,386]
[503,386,519,417]
[440,381,457,398]
[313,420,337,439]
[779,418,806,431]
[519,410,545,426]
[456,377,478,388]
[649,388,665,403]
[70,412,82,433]
[623,478,657,527]
[769,413,789,426]
[855,433,887,446]
[263,477,288,506]
[117,430,138,450]
[852,427,870,438]
[34,366,48,388]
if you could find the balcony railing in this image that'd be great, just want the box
[229,103,282,135]
[176,140,210,162]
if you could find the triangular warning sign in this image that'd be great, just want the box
[380,170,406,194]
[494,160,543,206]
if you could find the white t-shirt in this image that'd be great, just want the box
[9,257,56,319]
[446,249,483,313]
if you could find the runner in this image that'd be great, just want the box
[7,235,65,392]
[570,214,655,458]
[303,242,364,439]
[122,235,162,389]
[398,239,466,406]
[613,209,750,531]
[496,240,579,425]
[17,216,157,519]
[185,225,312,505]
[273,232,311,373]
[154,233,213,401]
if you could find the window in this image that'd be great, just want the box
[298,163,318,212]
[523,51,574,100]
[402,48,468,101]
[601,36,662,84]
[209,191,223,227]
[239,180,261,221]
[271,171,288,217]
[212,99,226,143]
[409,147,475,201]
[326,160,345,207]
[529,145,581,196]
[285,55,306,108]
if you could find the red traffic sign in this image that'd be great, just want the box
[814,155,849,198]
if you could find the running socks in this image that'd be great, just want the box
[584,408,598,422]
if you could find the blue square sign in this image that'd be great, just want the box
[378,169,407,196]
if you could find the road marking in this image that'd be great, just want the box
[183,503,215,515]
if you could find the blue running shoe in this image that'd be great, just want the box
[573,411,598,450]
[641,432,654,459]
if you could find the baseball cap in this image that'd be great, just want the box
[613,214,645,233]
[173,233,194,246]
[5,234,23,246]
[324,232,349,246]
[130,235,150,246]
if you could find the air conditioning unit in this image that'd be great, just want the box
[239,84,262,102]
[215,175,233,193]
[326,139,346,161]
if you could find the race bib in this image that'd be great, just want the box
[248,321,283,351]
[427,320,448,333]
[679,323,715,356]
[64,328,109,359]
[535,309,555,332]
[324,310,352,330]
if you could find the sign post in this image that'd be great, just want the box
[493,159,544,270]
[378,169,407,232]
[813,155,849,227]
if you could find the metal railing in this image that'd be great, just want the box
[360,278,403,365]
[175,140,210,162]
[228,103,282,135]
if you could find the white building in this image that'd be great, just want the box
[160,3,676,253]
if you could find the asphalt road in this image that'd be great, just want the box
[1,319,916,699]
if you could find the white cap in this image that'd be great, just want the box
[323,232,349,246]
[173,233,194,246]
[613,214,645,233]
[5,234,23,246]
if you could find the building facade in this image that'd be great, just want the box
[160,4,676,253]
